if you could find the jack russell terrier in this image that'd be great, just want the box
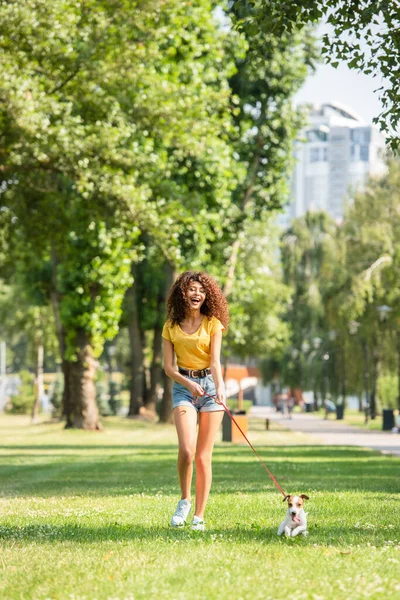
[278,494,309,537]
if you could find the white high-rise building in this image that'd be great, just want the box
[280,102,386,225]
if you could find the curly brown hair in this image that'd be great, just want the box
[166,271,229,329]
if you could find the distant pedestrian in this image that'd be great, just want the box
[162,271,229,531]
[41,389,51,413]
[324,399,336,419]
[286,393,295,419]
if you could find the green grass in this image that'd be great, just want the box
[309,407,385,431]
[341,409,386,431]
[0,415,399,600]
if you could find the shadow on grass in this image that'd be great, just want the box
[0,444,399,498]
[0,444,384,455]
[0,521,398,548]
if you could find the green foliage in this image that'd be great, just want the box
[0,278,59,371]
[276,159,400,411]
[237,0,400,151]
[226,219,291,360]
[0,0,321,421]
[338,160,400,406]
[215,3,318,257]
[0,0,240,364]
[56,220,137,358]
[377,372,398,411]
[280,211,342,392]
[6,370,35,414]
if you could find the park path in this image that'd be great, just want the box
[250,406,400,457]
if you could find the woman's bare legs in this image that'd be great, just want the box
[194,410,224,518]
[173,406,198,501]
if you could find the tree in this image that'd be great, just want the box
[220,3,318,296]
[338,159,400,414]
[276,160,400,417]
[0,277,58,420]
[235,0,400,150]
[280,211,343,406]
[224,219,291,363]
[116,2,243,420]
[123,3,317,421]
[0,1,239,427]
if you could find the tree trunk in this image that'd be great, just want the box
[141,333,150,407]
[313,386,319,411]
[370,353,379,420]
[127,276,145,416]
[224,234,244,297]
[31,343,44,424]
[160,371,173,423]
[68,332,101,430]
[61,359,73,428]
[397,330,400,410]
[361,339,370,424]
[358,387,363,412]
[159,262,175,423]
[340,343,347,413]
[50,249,73,426]
[146,292,165,414]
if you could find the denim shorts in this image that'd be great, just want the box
[172,373,224,413]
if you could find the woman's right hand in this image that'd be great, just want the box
[186,381,205,397]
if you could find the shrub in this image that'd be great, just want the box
[7,370,35,414]
[377,373,398,410]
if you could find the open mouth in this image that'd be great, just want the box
[292,515,301,523]
[191,298,201,305]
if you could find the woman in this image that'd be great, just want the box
[162,271,229,531]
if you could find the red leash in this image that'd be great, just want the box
[200,392,287,498]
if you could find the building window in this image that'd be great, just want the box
[351,128,371,144]
[360,145,369,162]
[307,129,328,142]
[351,144,370,162]
[310,147,328,162]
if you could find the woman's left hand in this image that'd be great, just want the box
[215,386,226,405]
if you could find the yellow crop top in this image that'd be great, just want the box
[162,315,224,369]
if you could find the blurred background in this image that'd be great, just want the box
[1,0,399,431]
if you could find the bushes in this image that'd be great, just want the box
[7,370,35,414]
[6,370,122,416]
[377,373,398,410]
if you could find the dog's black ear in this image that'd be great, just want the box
[300,494,309,500]
[283,495,290,502]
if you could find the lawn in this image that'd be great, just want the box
[340,409,387,431]
[0,415,399,600]
[297,407,385,431]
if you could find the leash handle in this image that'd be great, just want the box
[200,391,287,498]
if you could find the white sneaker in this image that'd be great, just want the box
[170,499,192,527]
[191,515,205,531]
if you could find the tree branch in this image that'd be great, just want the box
[48,65,81,95]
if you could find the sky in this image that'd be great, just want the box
[294,24,385,126]
[294,61,384,126]
[212,9,386,128]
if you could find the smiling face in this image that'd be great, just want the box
[184,279,206,312]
